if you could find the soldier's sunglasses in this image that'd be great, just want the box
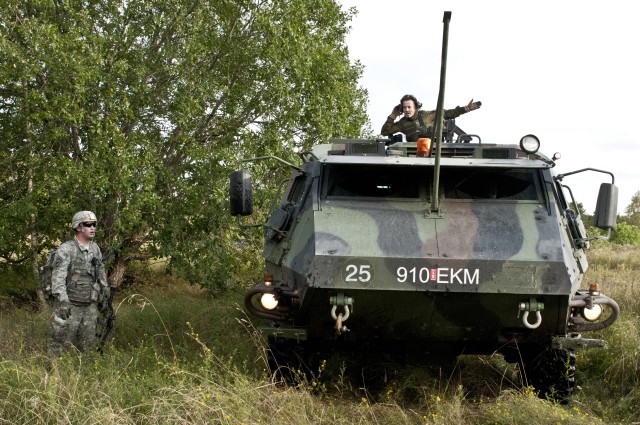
[83,222,97,228]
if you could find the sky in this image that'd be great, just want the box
[337,0,639,213]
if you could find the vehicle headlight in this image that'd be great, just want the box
[581,304,603,322]
[519,134,540,154]
[260,293,278,310]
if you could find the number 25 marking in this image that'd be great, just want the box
[345,264,372,282]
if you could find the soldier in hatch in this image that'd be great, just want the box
[49,211,110,356]
[381,94,481,142]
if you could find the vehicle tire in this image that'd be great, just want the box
[524,347,575,403]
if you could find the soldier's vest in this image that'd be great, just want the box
[65,243,100,305]
[401,112,428,143]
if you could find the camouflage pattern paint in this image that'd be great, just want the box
[244,140,617,358]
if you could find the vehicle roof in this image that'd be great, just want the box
[311,140,555,169]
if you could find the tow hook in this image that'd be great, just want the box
[518,298,544,329]
[330,293,353,335]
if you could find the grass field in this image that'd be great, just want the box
[0,245,638,424]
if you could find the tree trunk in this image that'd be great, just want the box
[25,80,48,309]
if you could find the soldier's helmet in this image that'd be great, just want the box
[71,211,97,230]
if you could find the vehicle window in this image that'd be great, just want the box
[442,168,542,201]
[323,165,424,198]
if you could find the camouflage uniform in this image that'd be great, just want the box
[49,239,108,356]
[381,106,469,142]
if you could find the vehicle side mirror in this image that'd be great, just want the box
[229,170,253,216]
[593,183,618,230]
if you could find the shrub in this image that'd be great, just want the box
[610,223,640,245]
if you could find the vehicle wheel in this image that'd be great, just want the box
[524,347,575,403]
[267,337,319,383]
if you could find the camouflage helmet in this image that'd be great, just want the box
[71,211,97,230]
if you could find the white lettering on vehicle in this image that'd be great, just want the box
[344,264,372,282]
[396,266,479,285]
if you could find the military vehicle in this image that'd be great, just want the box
[229,12,620,401]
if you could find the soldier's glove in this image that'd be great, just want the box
[57,300,72,320]
[464,99,482,112]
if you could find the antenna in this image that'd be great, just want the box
[430,11,452,213]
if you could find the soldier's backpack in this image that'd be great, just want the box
[40,248,73,303]
[39,249,59,303]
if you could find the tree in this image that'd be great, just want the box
[625,191,640,227]
[0,0,368,293]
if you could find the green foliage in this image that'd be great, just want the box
[0,263,37,305]
[625,190,640,226]
[610,222,640,245]
[0,0,368,290]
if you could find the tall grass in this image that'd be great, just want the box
[576,244,640,422]
[585,244,640,312]
[1,245,639,424]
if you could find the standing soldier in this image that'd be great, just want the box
[49,211,110,356]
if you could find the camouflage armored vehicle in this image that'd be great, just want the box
[229,12,620,401]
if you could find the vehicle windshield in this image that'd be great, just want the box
[321,164,543,201]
